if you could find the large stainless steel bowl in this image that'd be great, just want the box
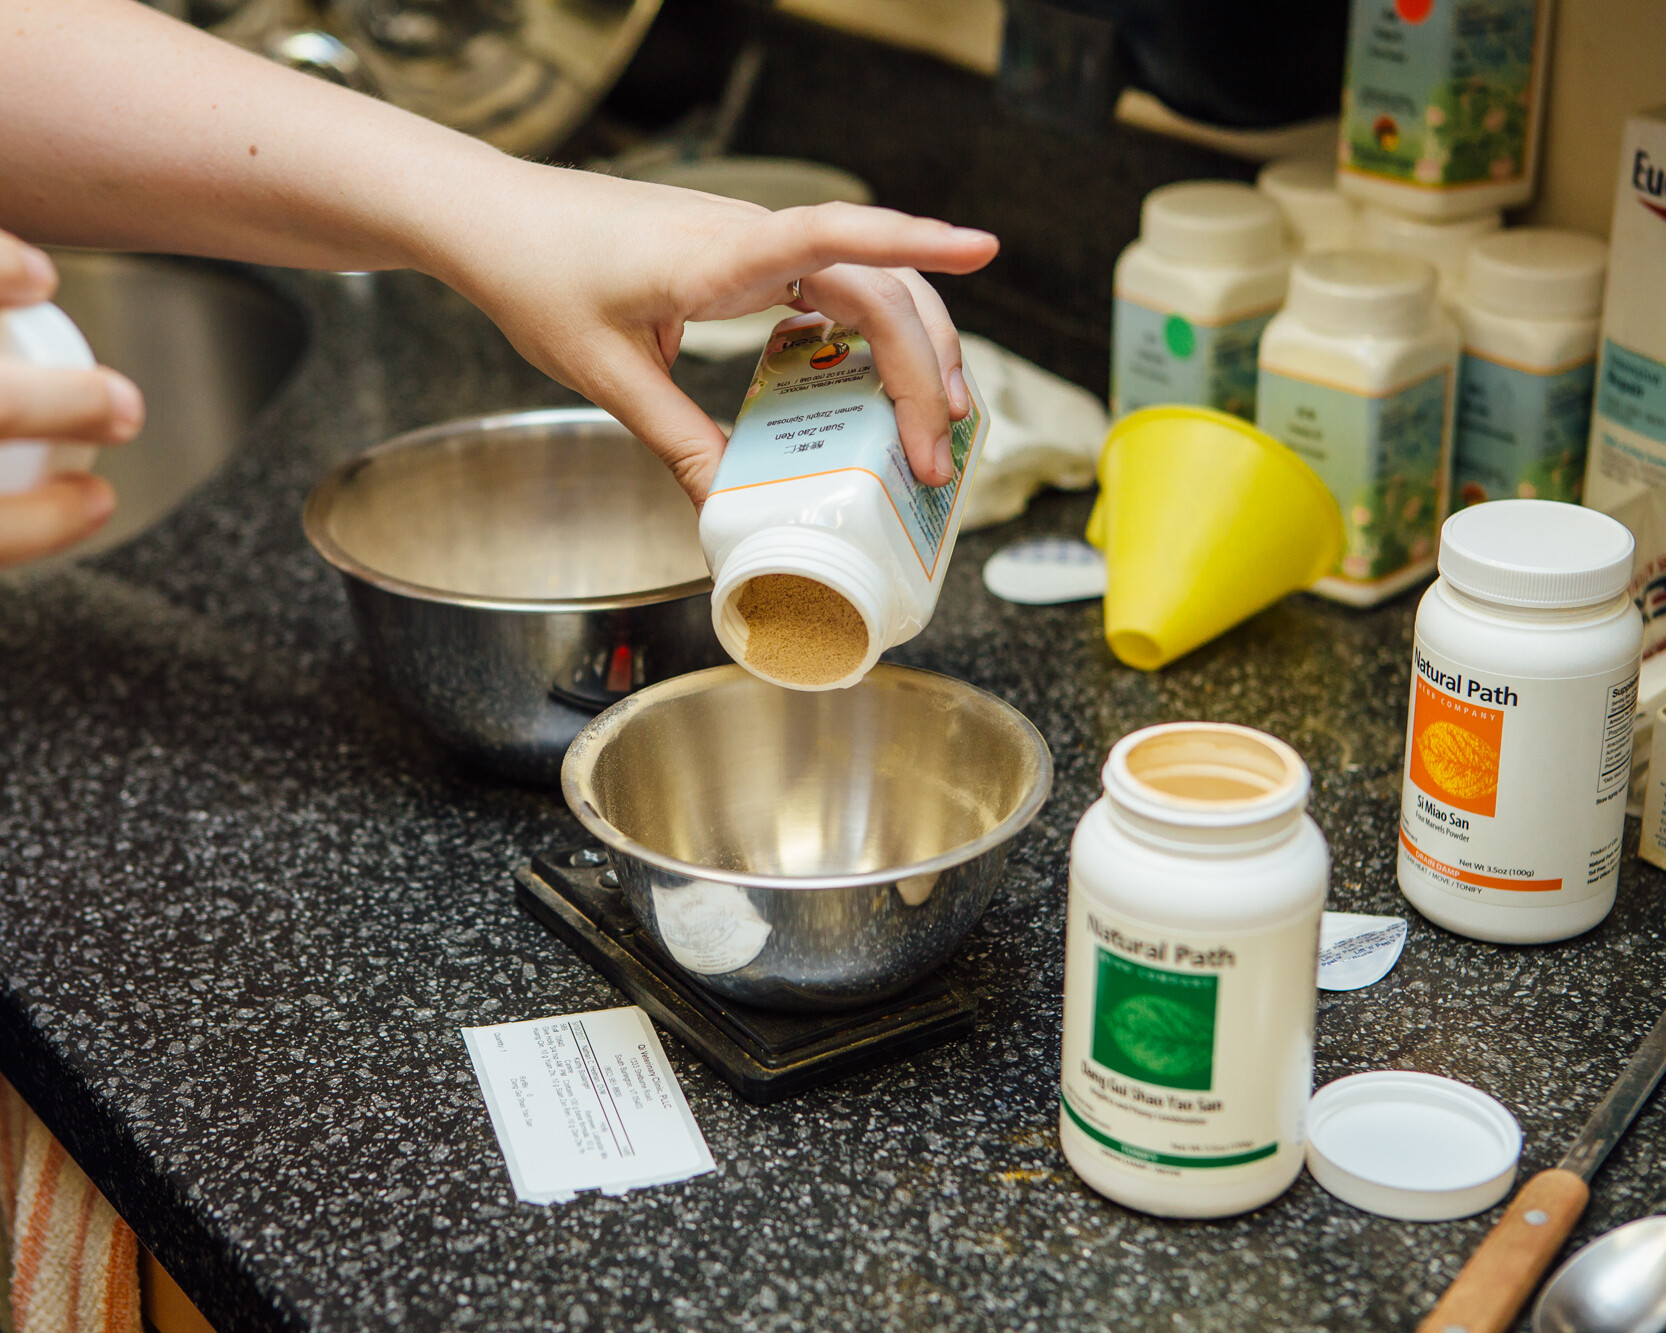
[304,408,726,781]
[561,664,1054,1010]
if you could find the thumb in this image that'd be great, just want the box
[0,473,116,568]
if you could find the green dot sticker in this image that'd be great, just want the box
[1164,315,1196,359]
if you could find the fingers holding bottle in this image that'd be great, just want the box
[0,360,145,444]
[0,227,144,566]
[796,264,962,487]
[713,204,990,486]
[0,357,138,566]
[441,167,997,503]
[0,230,59,307]
[0,473,117,567]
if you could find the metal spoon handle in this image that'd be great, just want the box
[1416,1169,1590,1333]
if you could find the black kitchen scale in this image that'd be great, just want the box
[514,848,978,1104]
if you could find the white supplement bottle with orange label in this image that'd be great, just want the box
[1059,723,1327,1219]
[701,313,989,691]
[1399,500,1641,944]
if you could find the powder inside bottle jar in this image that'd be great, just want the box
[736,573,869,688]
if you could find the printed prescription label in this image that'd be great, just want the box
[1339,0,1543,191]
[1257,364,1451,587]
[461,1006,714,1205]
[1060,893,1317,1176]
[713,318,982,576]
[1399,639,1638,906]
[1454,352,1595,506]
[1112,296,1274,421]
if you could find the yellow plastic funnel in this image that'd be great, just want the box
[1085,406,1344,671]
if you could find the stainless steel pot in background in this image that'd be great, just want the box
[172,0,662,157]
[304,408,725,781]
[562,664,1054,1011]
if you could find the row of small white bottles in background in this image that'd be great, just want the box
[1111,170,1606,606]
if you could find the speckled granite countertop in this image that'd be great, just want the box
[5,255,1666,1333]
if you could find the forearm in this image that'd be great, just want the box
[0,0,508,274]
[0,0,1000,504]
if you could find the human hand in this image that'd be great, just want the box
[0,231,145,568]
[432,164,999,504]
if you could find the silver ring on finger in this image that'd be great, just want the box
[787,277,803,303]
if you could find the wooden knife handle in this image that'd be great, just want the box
[1416,1168,1590,1333]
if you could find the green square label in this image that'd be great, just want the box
[1092,948,1218,1092]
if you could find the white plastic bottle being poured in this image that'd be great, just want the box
[699,314,990,691]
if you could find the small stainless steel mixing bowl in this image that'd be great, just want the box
[561,664,1054,1010]
[304,408,725,781]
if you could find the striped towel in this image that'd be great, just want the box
[0,1076,140,1333]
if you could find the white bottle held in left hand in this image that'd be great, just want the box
[0,302,99,494]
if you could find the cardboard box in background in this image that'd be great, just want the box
[1584,106,1666,513]
[1527,1,1666,237]
[1640,704,1666,869]
[1610,487,1666,813]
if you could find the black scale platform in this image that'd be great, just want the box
[515,849,978,1104]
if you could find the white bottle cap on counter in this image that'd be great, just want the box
[1358,204,1502,302]
[982,537,1105,605]
[1305,1071,1522,1221]
[1463,228,1608,320]
[1438,498,1635,609]
[1283,249,1439,337]
[1257,157,1358,253]
[1140,181,1286,268]
[0,302,99,494]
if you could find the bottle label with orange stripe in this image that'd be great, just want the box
[1398,637,1637,907]
[714,316,983,577]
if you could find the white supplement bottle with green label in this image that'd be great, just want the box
[1257,250,1459,606]
[1453,229,1607,508]
[1059,723,1326,1219]
[1338,0,1554,219]
[1112,182,1290,423]
[1257,157,1359,255]
[1357,204,1502,307]
[1399,501,1640,944]
[700,313,990,691]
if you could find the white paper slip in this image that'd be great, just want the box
[982,537,1106,605]
[1317,912,1409,992]
[462,1006,715,1206]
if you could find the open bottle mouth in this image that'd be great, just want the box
[726,573,870,689]
[1121,726,1303,810]
[733,573,872,686]
[1102,722,1312,852]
